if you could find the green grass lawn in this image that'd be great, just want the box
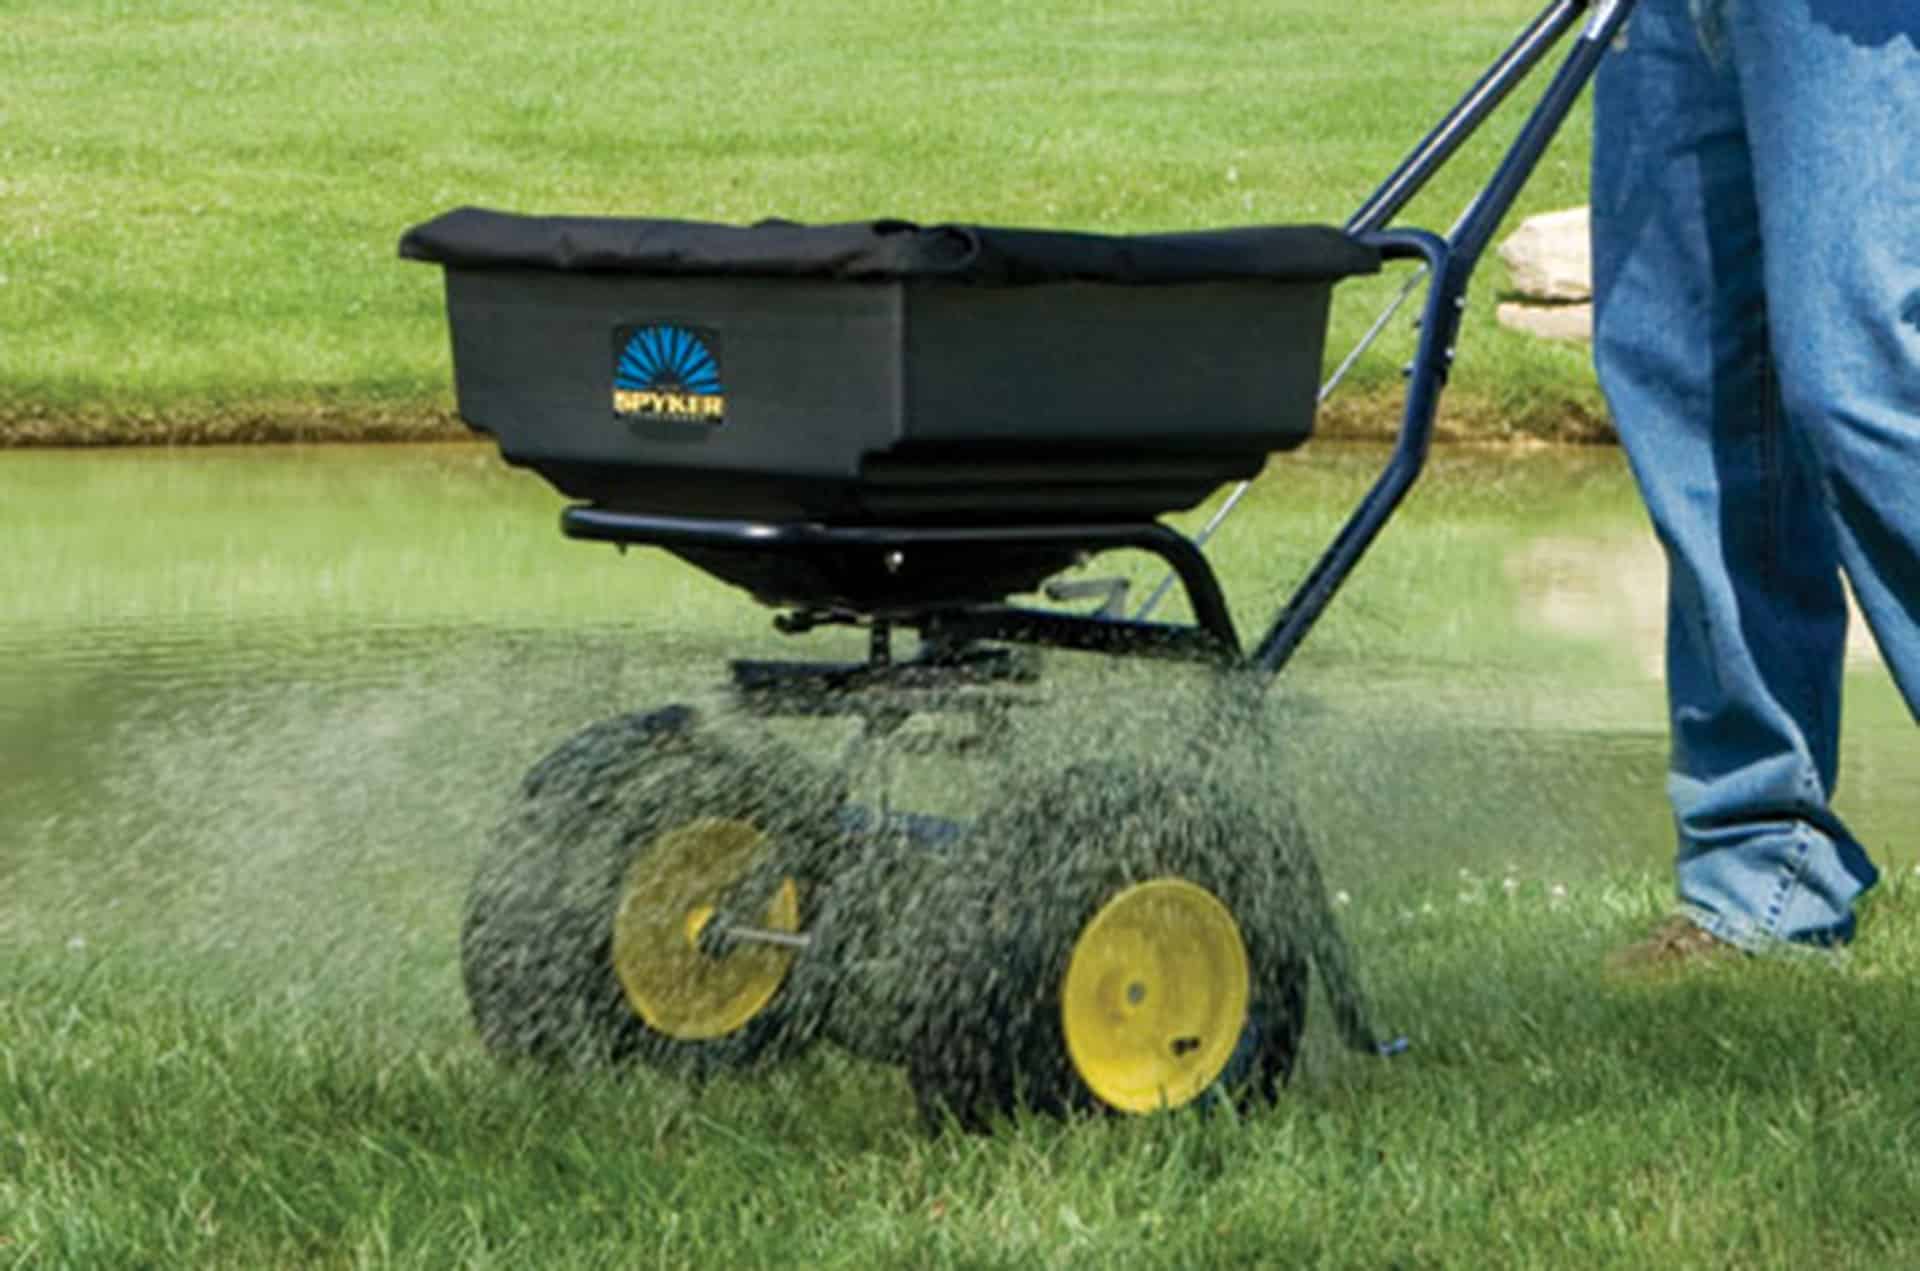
[7,445,1920,1266]
[0,0,1608,444]
[10,884,1920,1267]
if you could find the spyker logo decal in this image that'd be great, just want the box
[612,324,725,425]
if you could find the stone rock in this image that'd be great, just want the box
[1496,301,1593,343]
[1499,206,1592,303]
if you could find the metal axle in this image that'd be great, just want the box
[719,924,814,952]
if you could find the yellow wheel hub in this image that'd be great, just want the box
[1061,878,1251,1113]
[611,817,800,1041]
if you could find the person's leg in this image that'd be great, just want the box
[1591,0,1874,950]
[1733,2,1920,715]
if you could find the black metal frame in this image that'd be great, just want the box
[560,0,1635,688]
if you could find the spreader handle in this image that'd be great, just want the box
[1347,0,1634,238]
[1254,0,1637,681]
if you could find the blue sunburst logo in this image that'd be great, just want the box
[612,324,725,424]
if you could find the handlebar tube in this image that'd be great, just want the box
[1249,0,1637,682]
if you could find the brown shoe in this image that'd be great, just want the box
[1605,914,1741,977]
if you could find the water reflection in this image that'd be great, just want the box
[2,445,1912,986]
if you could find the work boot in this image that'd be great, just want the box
[1605,913,1740,977]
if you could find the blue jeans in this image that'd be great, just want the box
[1590,0,1920,948]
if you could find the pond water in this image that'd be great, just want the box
[2,443,1913,1014]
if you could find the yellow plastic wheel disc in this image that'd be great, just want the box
[611,816,800,1041]
[1061,878,1251,1113]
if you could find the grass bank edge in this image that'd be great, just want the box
[0,385,1617,448]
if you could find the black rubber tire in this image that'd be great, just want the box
[796,836,946,1066]
[459,704,845,1077]
[900,761,1320,1132]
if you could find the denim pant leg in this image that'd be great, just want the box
[1732,4,1920,713]
[1591,0,1877,947]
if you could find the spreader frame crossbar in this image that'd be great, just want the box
[562,509,1244,660]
